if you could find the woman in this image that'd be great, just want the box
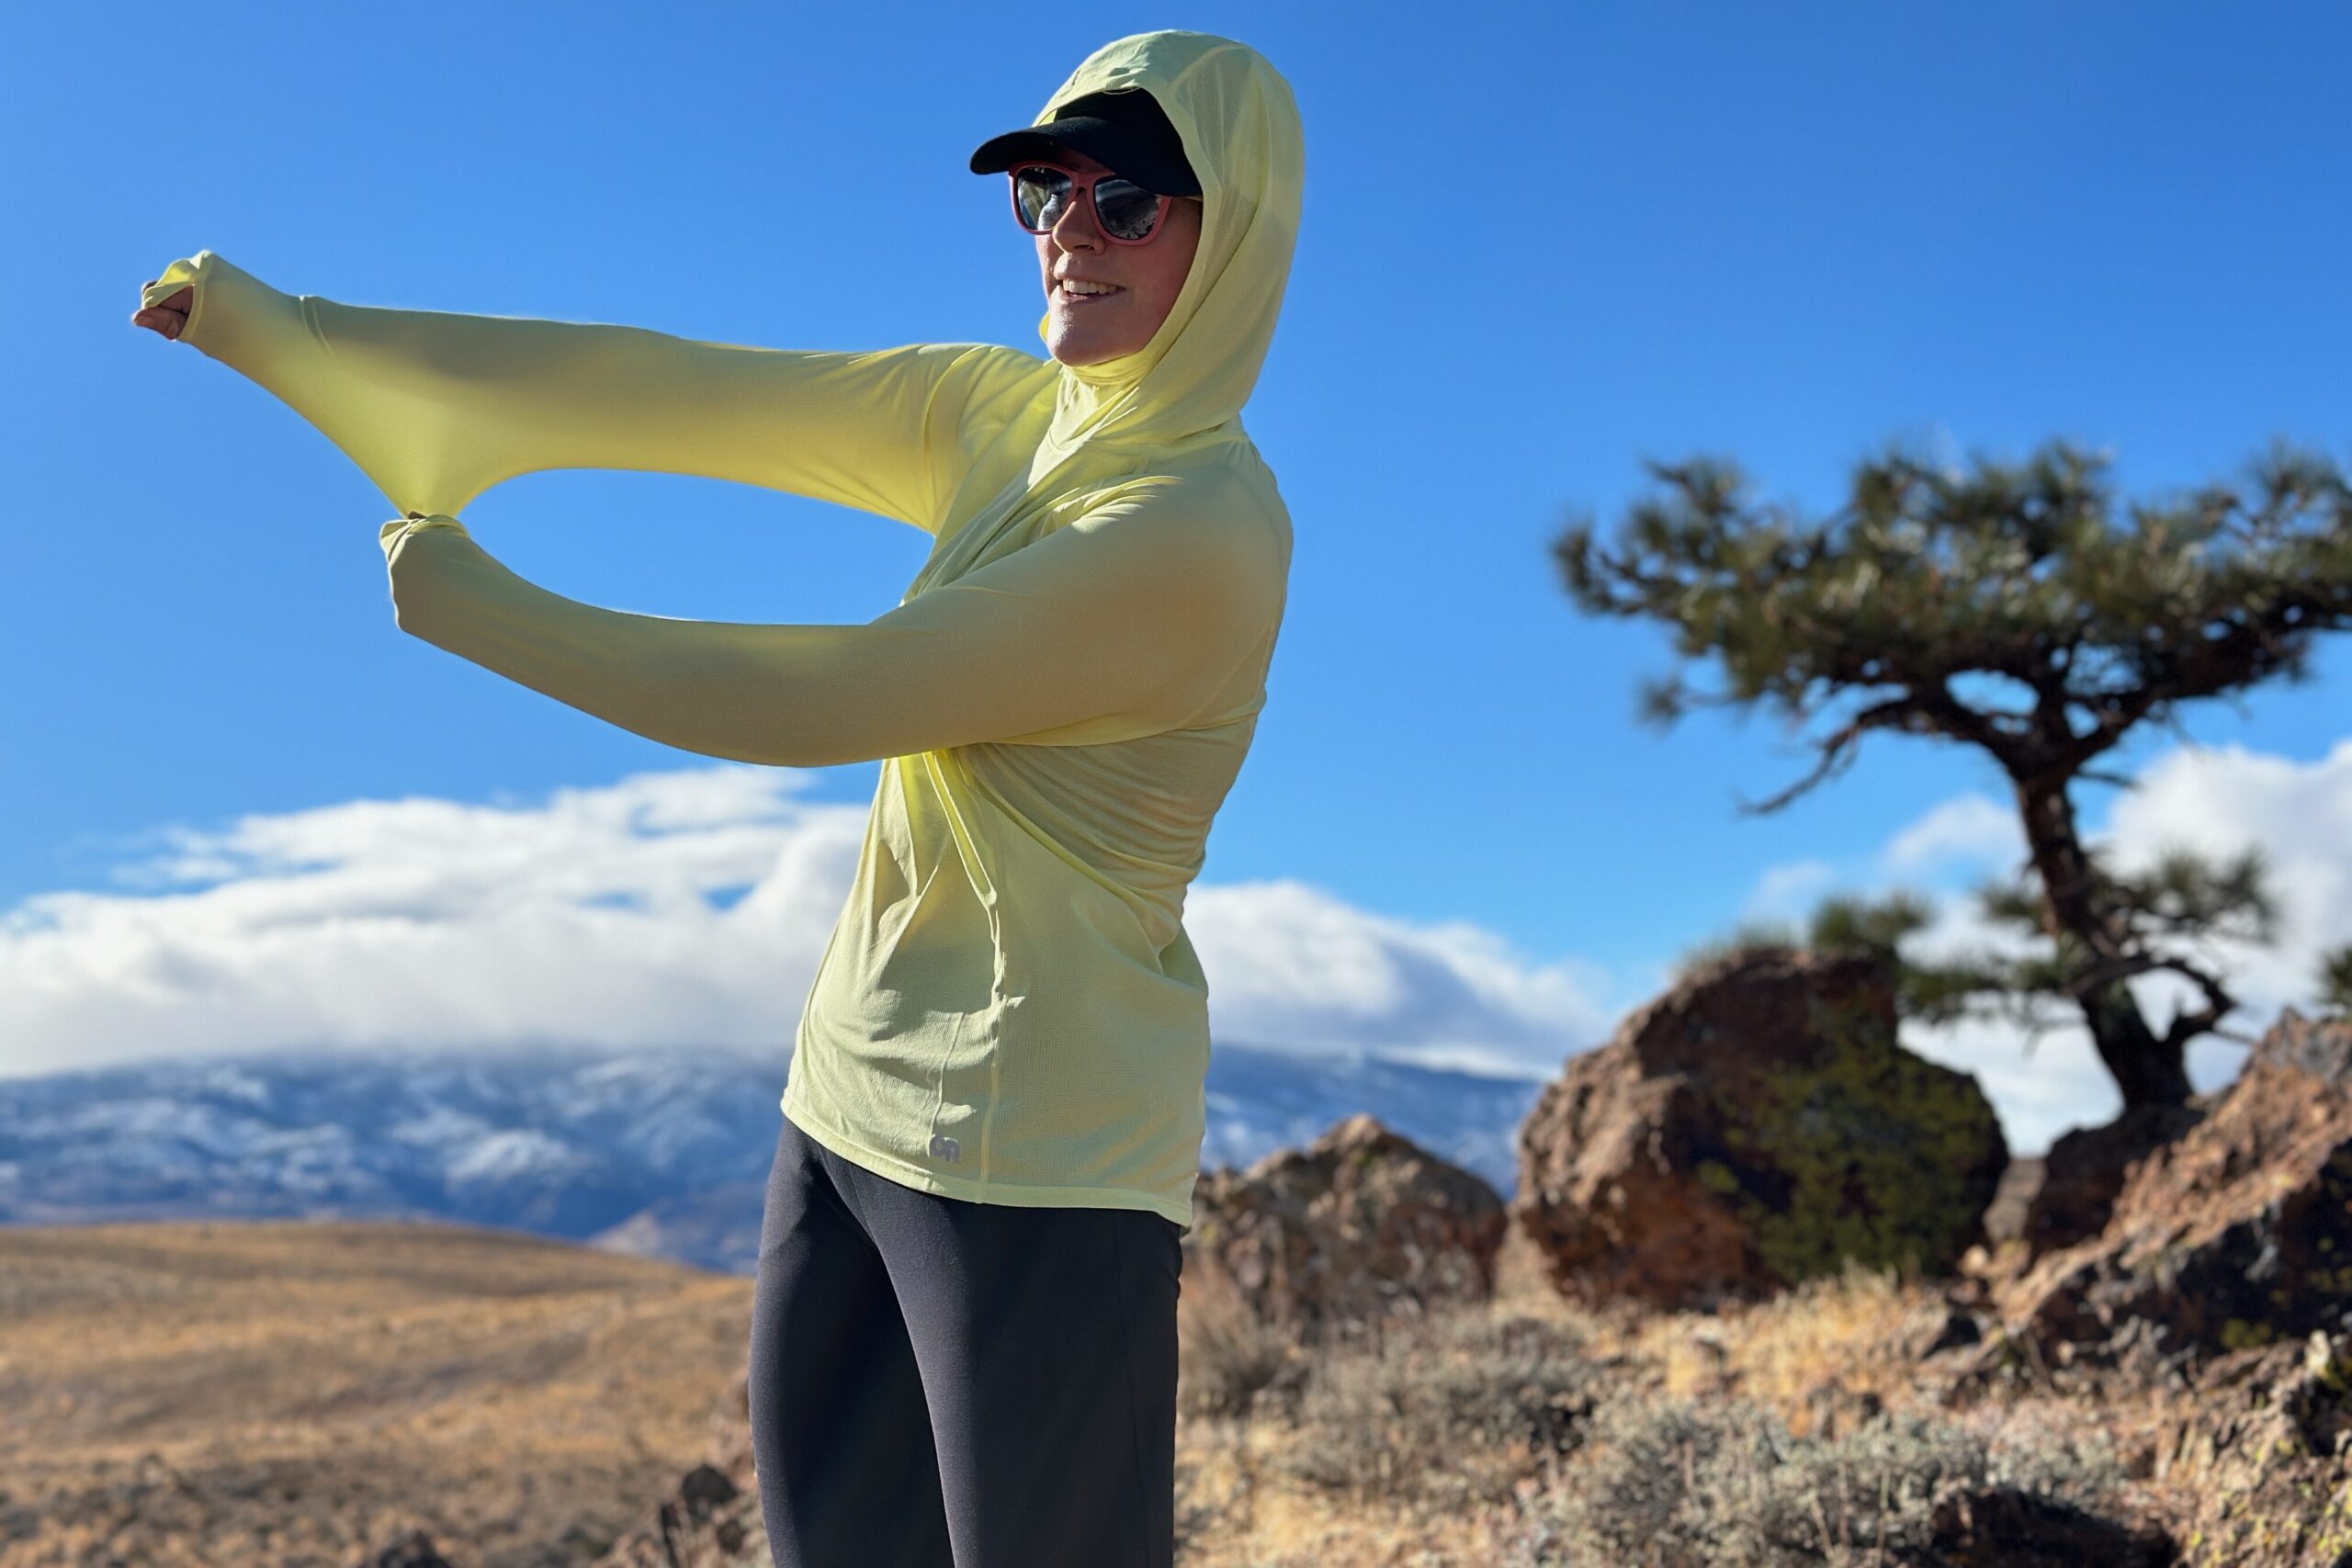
[132,28,1301,1568]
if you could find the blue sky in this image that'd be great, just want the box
[7,2,2349,1154]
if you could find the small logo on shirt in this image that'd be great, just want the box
[929,1134,961,1165]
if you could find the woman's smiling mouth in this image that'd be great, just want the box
[1055,278,1125,304]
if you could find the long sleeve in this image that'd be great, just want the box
[377,473,1283,764]
[142,250,1040,531]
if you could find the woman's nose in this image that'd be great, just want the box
[1051,191,1104,249]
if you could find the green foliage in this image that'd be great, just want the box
[1719,980,2005,1287]
[1560,434,2352,1106]
[1553,436,2352,770]
[1669,926,1803,985]
[1671,894,1934,991]
[2318,944,2352,1018]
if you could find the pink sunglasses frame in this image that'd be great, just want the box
[1006,162,1179,246]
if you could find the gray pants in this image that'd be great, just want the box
[747,1108,1184,1567]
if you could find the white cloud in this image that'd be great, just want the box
[10,738,2346,1163]
[1187,879,1612,1076]
[1880,793,2022,877]
[2099,739,2352,1010]
[0,767,865,1078]
[1753,739,2352,1155]
[0,767,1605,1089]
[1742,859,1838,921]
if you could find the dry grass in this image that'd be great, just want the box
[1162,1226,2183,1566]
[1631,1258,1943,1428]
[1176,1239,1306,1421]
[4,1216,2324,1566]
[0,1220,750,1568]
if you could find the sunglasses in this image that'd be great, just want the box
[1008,163,1184,244]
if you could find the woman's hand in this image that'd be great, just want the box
[380,513,485,639]
[130,283,193,341]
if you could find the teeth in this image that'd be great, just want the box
[1061,279,1119,295]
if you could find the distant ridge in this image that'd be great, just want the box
[0,1042,1550,1273]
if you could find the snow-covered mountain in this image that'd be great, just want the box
[0,1042,1552,1274]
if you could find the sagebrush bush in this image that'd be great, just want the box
[1176,1243,1300,1419]
[1269,1306,1601,1507]
[1502,1393,2132,1567]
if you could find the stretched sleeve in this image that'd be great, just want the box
[376,479,1283,765]
[141,250,1031,532]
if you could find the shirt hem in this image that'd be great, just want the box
[780,1081,1194,1232]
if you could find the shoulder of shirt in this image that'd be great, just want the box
[910,343,1056,437]
[1103,444,1291,557]
[925,341,1057,395]
[1056,454,1292,615]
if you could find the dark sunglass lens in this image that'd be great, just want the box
[1012,167,1069,231]
[1094,178,1160,240]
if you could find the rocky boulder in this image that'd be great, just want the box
[1982,1101,2207,1264]
[1510,947,2009,1312]
[1998,1007,2352,1376]
[2165,1328,2352,1564]
[1185,1112,1508,1348]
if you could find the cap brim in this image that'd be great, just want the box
[967,122,1099,175]
[967,117,1201,197]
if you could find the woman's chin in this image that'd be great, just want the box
[1046,321,1143,368]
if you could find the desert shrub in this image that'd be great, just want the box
[1270,1306,1601,1507]
[1504,1392,2132,1567]
[1170,1456,1227,1554]
[1176,1244,1300,1420]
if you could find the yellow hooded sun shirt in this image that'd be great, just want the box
[140,30,1301,1232]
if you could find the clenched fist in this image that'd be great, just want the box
[131,282,193,341]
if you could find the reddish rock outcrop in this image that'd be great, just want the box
[2164,1327,2352,1564]
[1186,1112,1508,1348]
[1997,1007,2352,1375]
[1510,947,2008,1312]
[1982,1101,2206,1262]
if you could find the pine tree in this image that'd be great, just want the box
[1553,435,2352,1109]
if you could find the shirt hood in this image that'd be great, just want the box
[1026,30,1303,469]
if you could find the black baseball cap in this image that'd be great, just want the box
[967,87,1201,197]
